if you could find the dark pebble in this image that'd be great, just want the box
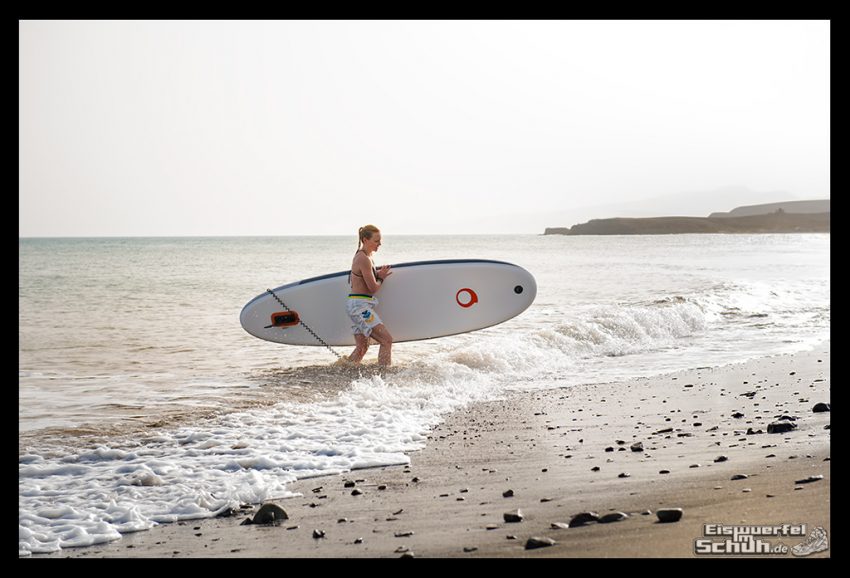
[812,403,830,413]
[395,531,415,537]
[794,475,824,484]
[631,442,644,452]
[656,508,683,523]
[569,512,599,527]
[618,472,631,478]
[714,456,729,463]
[313,529,326,539]
[732,412,745,418]
[248,503,288,525]
[767,421,797,434]
[525,536,557,550]
[351,488,363,496]
[503,489,514,498]
[659,470,670,474]
[731,474,749,480]
[598,512,628,523]
[504,509,524,523]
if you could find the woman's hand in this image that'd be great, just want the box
[378,264,392,282]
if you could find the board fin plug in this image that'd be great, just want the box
[265,311,300,328]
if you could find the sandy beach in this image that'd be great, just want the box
[39,344,830,558]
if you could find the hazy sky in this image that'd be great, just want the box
[19,20,830,236]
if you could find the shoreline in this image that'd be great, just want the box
[34,345,830,558]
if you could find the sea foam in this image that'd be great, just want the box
[19,279,828,556]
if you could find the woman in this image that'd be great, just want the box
[346,225,393,366]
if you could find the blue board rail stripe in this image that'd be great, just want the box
[293,258,516,287]
[241,259,519,310]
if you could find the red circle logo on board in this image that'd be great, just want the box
[456,288,479,308]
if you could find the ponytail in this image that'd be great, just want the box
[357,224,380,250]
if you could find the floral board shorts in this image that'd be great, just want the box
[346,294,382,337]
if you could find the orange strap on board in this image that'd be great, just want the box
[265,311,300,328]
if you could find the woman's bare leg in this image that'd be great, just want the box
[369,325,393,366]
[348,334,370,363]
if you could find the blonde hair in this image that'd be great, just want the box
[357,224,380,250]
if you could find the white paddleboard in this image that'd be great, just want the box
[240,259,536,346]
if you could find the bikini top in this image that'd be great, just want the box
[348,250,378,287]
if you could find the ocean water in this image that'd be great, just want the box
[19,234,829,555]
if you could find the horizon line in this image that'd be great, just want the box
[19,232,544,240]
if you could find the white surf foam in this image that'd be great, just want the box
[18,279,828,556]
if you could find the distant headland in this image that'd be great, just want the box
[544,200,830,235]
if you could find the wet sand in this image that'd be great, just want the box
[40,344,830,558]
